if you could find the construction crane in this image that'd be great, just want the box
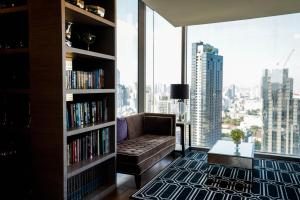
[282,49,295,68]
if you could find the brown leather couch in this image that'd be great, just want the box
[117,113,176,188]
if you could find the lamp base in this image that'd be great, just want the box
[177,114,184,122]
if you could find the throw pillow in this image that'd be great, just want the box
[117,117,128,143]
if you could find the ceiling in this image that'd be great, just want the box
[142,0,300,27]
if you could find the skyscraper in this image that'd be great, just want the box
[262,69,297,154]
[190,42,223,147]
[292,98,300,155]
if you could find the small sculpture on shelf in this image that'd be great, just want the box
[65,21,73,47]
[82,32,96,51]
[230,129,244,151]
[85,4,105,17]
[66,0,84,9]
[66,0,106,18]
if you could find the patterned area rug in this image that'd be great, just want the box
[131,151,300,200]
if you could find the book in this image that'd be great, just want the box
[67,128,110,165]
[67,154,109,199]
[66,69,104,89]
[66,99,108,129]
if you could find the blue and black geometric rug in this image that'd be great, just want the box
[131,151,300,200]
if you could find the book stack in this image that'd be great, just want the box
[66,99,108,129]
[67,164,104,200]
[67,128,110,165]
[66,69,104,89]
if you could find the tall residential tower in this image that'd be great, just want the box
[190,42,223,147]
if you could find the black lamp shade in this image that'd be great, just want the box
[170,84,189,100]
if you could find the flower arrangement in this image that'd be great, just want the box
[230,129,245,145]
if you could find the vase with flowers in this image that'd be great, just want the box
[230,129,245,150]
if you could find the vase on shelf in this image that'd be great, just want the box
[82,32,96,51]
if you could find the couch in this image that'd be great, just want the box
[117,113,176,188]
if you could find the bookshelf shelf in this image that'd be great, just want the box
[66,89,115,94]
[65,2,115,28]
[0,5,28,14]
[67,121,115,137]
[67,152,115,178]
[0,48,29,54]
[66,46,115,60]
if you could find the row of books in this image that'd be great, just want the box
[66,99,108,129]
[66,69,104,89]
[67,164,105,200]
[67,128,110,165]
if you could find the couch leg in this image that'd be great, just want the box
[135,175,141,189]
[172,151,176,159]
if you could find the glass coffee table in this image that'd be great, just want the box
[207,140,254,186]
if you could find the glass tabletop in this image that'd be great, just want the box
[208,140,254,158]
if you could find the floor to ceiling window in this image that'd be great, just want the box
[145,7,181,115]
[187,13,300,157]
[116,0,138,117]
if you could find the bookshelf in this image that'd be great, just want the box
[29,0,116,199]
[0,1,31,199]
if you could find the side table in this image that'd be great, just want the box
[207,140,254,187]
[176,121,191,157]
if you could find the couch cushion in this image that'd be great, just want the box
[125,113,144,139]
[117,117,128,143]
[117,134,175,164]
[144,116,172,135]
[117,144,175,175]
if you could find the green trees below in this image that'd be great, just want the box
[223,116,243,126]
[246,109,260,115]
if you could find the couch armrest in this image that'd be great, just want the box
[144,113,176,136]
[125,113,145,139]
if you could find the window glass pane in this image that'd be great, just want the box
[145,8,181,114]
[187,13,300,157]
[116,0,138,117]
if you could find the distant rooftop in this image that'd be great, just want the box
[194,41,219,55]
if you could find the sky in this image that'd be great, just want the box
[187,13,300,92]
[116,0,138,86]
[117,0,300,93]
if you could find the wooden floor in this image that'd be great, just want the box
[103,155,177,200]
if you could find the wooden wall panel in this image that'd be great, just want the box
[29,0,65,199]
